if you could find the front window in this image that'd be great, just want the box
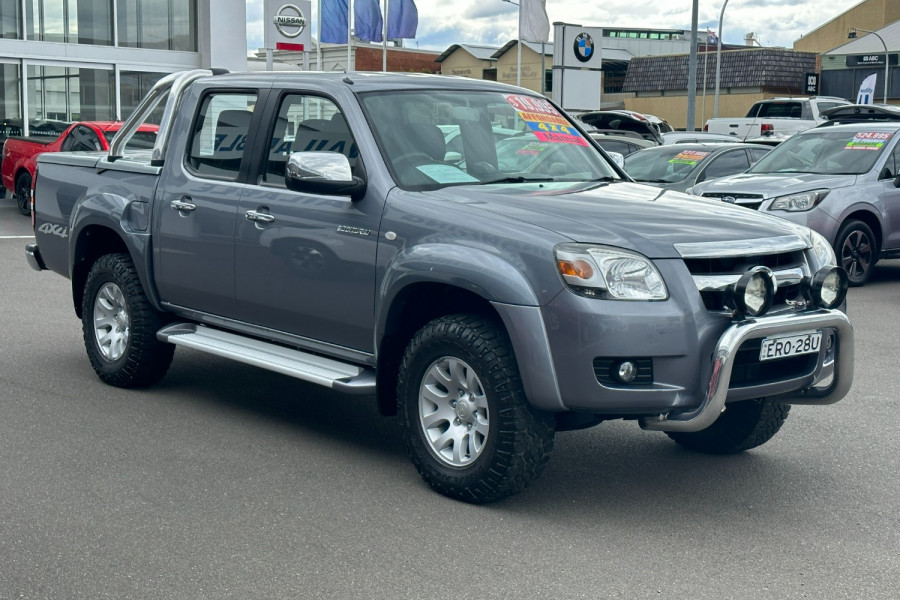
[360,90,619,190]
[748,128,892,176]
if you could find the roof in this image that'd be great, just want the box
[825,19,900,54]
[623,48,817,93]
[436,44,501,63]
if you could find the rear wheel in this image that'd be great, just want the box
[397,314,555,503]
[836,219,877,286]
[666,398,790,454]
[15,172,31,216]
[82,253,174,388]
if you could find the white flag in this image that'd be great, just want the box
[857,73,877,105]
[519,0,550,43]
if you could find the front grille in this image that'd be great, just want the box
[701,191,764,211]
[730,339,818,387]
[682,249,810,314]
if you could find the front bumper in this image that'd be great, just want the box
[638,309,853,432]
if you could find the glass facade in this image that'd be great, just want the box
[118,0,196,51]
[0,0,199,136]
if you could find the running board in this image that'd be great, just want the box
[157,323,376,395]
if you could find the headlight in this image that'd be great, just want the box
[807,229,837,270]
[555,244,668,300]
[768,189,829,212]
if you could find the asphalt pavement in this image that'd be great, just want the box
[1,214,898,599]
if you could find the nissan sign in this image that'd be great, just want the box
[264,0,312,49]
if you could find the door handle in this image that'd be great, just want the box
[245,210,275,223]
[170,198,196,212]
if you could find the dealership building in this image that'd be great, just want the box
[0,0,247,137]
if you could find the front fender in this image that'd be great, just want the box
[376,243,566,412]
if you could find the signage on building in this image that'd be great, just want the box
[265,0,312,51]
[552,24,604,112]
[846,54,897,67]
[804,72,819,95]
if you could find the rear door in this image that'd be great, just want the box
[154,89,261,318]
[233,91,382,353]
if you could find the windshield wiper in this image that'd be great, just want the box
[481,175,556,184]
[634,178,671,183]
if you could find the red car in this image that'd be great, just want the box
[1,121,158,215]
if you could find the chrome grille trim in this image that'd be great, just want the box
[675,235,809,259]
[692,266,809,293]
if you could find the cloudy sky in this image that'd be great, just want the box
[246,0,863,53]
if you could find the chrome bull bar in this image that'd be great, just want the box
[640,309,854,433]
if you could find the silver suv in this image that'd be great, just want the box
[690,122,900,285]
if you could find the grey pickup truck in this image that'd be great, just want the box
[26,69,854,503]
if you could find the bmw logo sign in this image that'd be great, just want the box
[574,32,594,63]
[274,3,306,38]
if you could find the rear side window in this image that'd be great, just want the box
[757,102,803,119]
[187,92,257,179]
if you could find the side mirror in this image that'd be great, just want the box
[285,151,366,200]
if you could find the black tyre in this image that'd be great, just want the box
[836,219,877,286]
[666,398,790,455]
[15,172,31,216]
[81,253,174,388]
[397,314,555,503]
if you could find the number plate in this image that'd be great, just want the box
[759,331,822,361]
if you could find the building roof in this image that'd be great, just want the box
[436,44,500,63]
[824,19,900,54]
[623,48,817,92]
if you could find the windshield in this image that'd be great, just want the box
[624,147,711,183]
[748,128,892,175]
[360,90,619,189]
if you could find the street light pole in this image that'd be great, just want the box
[713,0,729,118]
[849,27,890,104]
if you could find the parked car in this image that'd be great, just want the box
[690,122,900,285]
[661,131,744,145]
[1,121,158,215]
[623,143,770,193]
[703,96,850,141]
[589,132,656,157]
[818,103,900,126]
[26,69,853,503]
[573,110,667,144]
[439,124,519,162]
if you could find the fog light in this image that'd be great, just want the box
[811,266,849,309]
[731,266,775,317]
[616,361,638,383]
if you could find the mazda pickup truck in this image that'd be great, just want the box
[26,69,854,503]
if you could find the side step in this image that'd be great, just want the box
[157,323,376,395]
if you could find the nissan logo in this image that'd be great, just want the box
[274,3,306,38]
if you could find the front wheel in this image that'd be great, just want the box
[836,219,877,286]
[397,314,555,503]
[82,253,174,388]
[15,172,31,216]
[666,398,790,454]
